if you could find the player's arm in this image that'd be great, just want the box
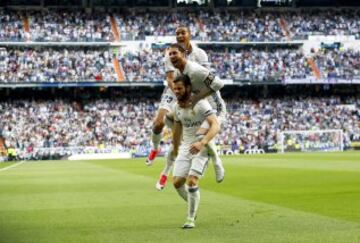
[190,114,220,155]
[172,120,182,157]
[172,106,182,156]
[190,72,224,107]
[189,87,213,107]
[166,71,175,92]
[165,49,176,92]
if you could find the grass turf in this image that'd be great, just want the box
[0,162,16,169]
[0,152,359,243]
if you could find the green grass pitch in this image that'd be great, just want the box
[0,152,360,243]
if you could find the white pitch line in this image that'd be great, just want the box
[0,161,25,172]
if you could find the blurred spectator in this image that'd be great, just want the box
[29,10,114,42]
[313,48,360,80]
[1,9,358,42]
[0,10,25,41]
[0,96,359,159]
[0,47,117,83]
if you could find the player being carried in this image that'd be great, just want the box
[146,26,225,190]
[171,74,220,229]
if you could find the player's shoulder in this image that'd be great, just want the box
[194,99,212,111]
[192,45,208,60]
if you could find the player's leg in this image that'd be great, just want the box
[156,145,175,190]
[183,152,209,229]
[156,114,176,190]
[146,108,168,165]
[147,88,175,165]
[173,176,187,201]
[182,175,200,229]
[196,121,225,183]
[172,153,191,201]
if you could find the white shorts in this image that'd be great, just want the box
[159,87,176,113]
[173,149,210,179]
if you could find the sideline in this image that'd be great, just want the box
[0,161,25,172]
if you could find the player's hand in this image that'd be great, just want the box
[190,141,205,155]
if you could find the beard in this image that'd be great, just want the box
[177,92,190,103]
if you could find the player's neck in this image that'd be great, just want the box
[178,59,187,73]
[185,42,192,54]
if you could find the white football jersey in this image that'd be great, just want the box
[183,60,226,117]
[165,42,209,74]
[174,99,215,153]
[160,43,209,113]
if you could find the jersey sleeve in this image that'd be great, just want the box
[196,48,210,69]
[204,74,224,92]
[195,100,215,118]
[187,61,224,92]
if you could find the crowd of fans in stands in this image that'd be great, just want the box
[29,10,114,42]
[0,46,358,83]
[0,47,116,83]
[0,10,26,41]
[0,9,359,42]
[1,96,359,159]
[208,48,312,81]
[312,48,360,80]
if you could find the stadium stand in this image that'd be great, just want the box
[0,47,116,83]
[0,46,358,83]
[0,9,359,42]
[0,92,359,160]
[0,5,359,160]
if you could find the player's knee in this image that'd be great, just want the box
[173,177,186,189]
[187,175,199,187]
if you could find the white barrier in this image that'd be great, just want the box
[68,152,132,160]
[244,149,265,154]
[226,150,234,155]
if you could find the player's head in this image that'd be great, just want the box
[168,43,186,68]
[176,26,191,45]
[173,74,191,102]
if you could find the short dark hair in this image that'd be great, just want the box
[173,74,191,87]
[176,25,191,35]
[168,43,186,53]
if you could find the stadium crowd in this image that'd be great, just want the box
[0,96,359,159]
[115,47,359,83]
[207,48,311,81]
[0,46,358,83]
[120,48,166,82]
[0,47,116,83]
[312,48,360,80]
[285,9,360,40]
[1,9,359,42]
[0,10,25,41]
[29,10,114,42]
